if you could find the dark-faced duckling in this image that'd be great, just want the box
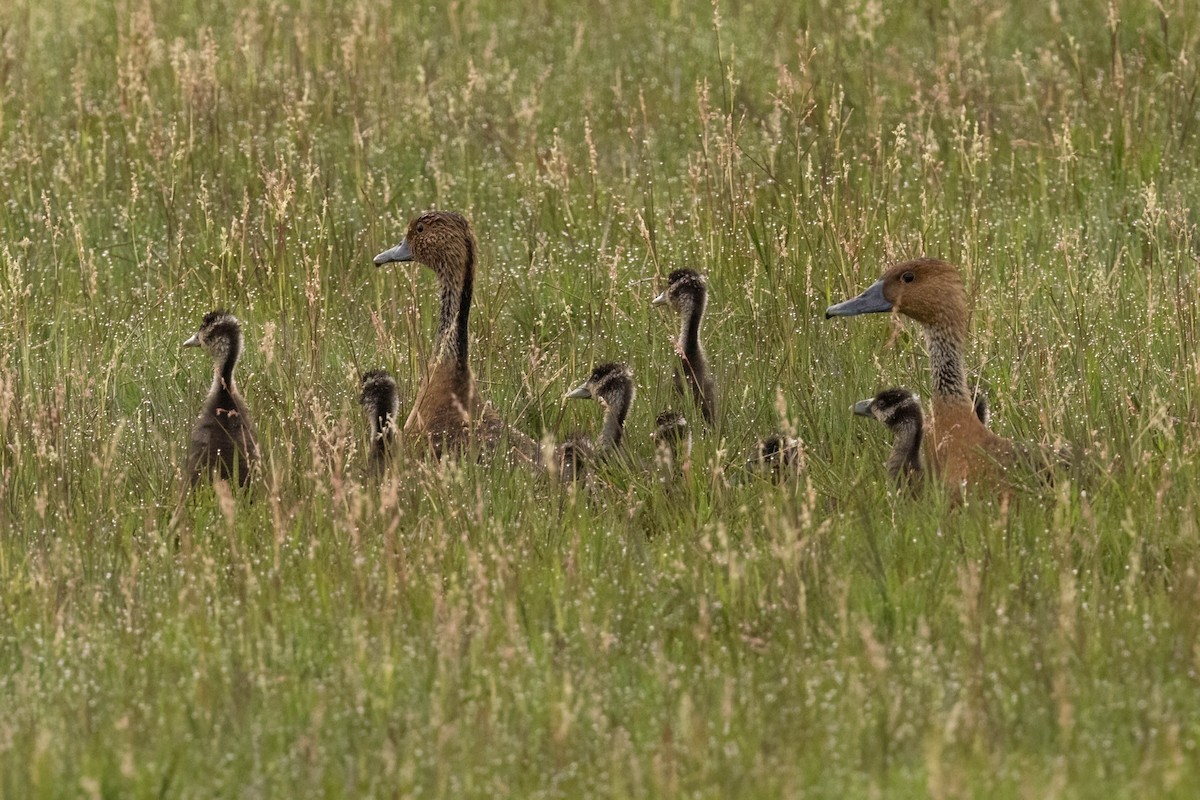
[652,409,690,461]
[853,386,993,488]
[653,269,717,427]
[557,362,635,480]
[374,211,538,462]
[827,258,1039,494]
[853,388,924,487]
[183,310,259,487]
[651,409,691,478]
[746,433,804,479]
[360,369,400,479]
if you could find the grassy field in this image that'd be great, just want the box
[3,0,1200,795]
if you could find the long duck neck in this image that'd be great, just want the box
[212,337,240,396]
[677,297,706,375]
[886,419,923,482]
[598,389,632,451]
[431,241,474,371]
[924,321,970,406]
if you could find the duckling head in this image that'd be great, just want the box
[652,410,689,445]
[825,257,967,330]
[374,211,473,274]
[360,369,400,419]
[746,433,802,474]
[565,362,636,409]
[852,387,922,429]
[182,310,242,363]
[651,268,707,315]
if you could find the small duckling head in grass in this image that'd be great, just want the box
[653,268,717,427]
[853,387,925,487]
[360,369,400,478]
[183,310,258,488]
[652,410,690,459]
[746,433,804,479]
[565,362,636,451]
[651,409,691,476]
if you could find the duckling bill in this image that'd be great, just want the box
[184,310,259,487]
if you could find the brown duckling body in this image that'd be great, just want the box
[184,310,259,487]
[827,258,1029,493]
[360,370,400,479]
[653,269,717,428]
[374,211,538,462]
[557,362,635,481]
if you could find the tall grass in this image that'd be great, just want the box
[2,0,1199,795]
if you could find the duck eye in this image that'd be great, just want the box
[901,271,915,283]
[416,223,425,234]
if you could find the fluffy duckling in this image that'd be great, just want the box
[746,433,804,479]
[651,409,691,479]
[374,211,538,462]
[652,410,691,461]
[653,269,717,427]
[853,388,924,487]
[183,310,259,487]
[827,258,1033,493]
[557,362,636,480]
[360,370,400,478]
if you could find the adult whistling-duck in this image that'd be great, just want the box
[183,310,259,487]
[826,258,1031,493]
[360,369,400,479]
[653,269,717,427]
[374,211,538,462]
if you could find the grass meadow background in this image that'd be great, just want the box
[3,0,1200,796]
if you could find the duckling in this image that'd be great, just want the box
[557,362,636,480]
[852,388,924,487]
[653,269,717,427]
[374,211,538,462]
[651,409,691,462]
[745,433,804,479]
[183,310,259,487]
[826,258,1042,493]
[360,369,400,479]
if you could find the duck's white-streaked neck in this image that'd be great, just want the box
[431,247,474,370]
[925,322,970,404]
